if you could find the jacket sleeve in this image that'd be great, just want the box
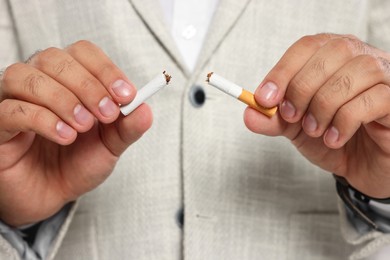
[0,203,77,260]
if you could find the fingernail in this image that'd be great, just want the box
[112,79,132,98]
[74,104,93,126]
[258,82,278,101]
[302,113,318,133]
[325,126,339,145]
[56,121,75,139]
[280,100,296,119]
[99,97,117,117]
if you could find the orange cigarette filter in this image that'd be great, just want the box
[207,72,278,117]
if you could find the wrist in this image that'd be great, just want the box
[336,175,390,203]
[335,175,390,232]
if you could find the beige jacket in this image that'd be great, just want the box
[1,0,390,259]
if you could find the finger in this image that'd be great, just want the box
[28,47,120,124]
[284,37,374,124]
[254,33,338,108]
[302,54,389,137]
[100,103,153,156]
[243,106,306,141]
[0,99,77,145]
[2,63,95,132]
[323,84,390,149]
[65,40,136,105]
[243,107,286,136]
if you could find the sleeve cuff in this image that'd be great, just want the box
[0,201,77,260]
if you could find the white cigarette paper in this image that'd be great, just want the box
[207,72,277,117]
[120,71,171,116]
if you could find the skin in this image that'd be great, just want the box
[1,33,389,226]
[0,40,153,226]
[244,33,390,199]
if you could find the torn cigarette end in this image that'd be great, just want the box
[163,70,172,84]
[120,70,171,116]
[206,72,214,82]
[206,72,278,117]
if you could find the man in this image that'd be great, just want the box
[0,0,389,259]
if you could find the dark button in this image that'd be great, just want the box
[189,85,206,107]
[176,208,184,228]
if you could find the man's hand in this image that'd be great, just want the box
[0,40,152,226]
[244,33,390,198]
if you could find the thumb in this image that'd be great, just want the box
[101,103,153,156]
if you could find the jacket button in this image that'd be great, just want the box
[189,85,206,107]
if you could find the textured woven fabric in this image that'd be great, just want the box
[1,0,390,259]
[0,203,72,260]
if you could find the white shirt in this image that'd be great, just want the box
[158,0,219,71]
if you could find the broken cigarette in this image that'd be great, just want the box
[120,71,172,116]
[206,72,278,117]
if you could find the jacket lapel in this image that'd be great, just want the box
[129,0,188,74]
[194,0,252,74]
[129,0,251,76]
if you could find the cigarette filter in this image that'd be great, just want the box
[207,72,277,117]
[120,71,171,116]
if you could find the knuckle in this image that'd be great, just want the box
[79,77,98,91]
[356,55,386,80]
[67,40,100,59]
[30,47,76,78]
[72,40,94,49]
[374,56,390,80]
[297,35,323,49]
[378,57,390,72]
[354,40,371,55]
[337,87,376,124]
[358,93,374,115]
[29,107,46,127]
[328,74,353,98]
[2,63,25,83]
[308,58,327,78]
[68,40,98,56]
[360,54,381,69]
[297,33,335,49]
[330,38,357,57]
[289,76,313,98]
[13,104,30,120]
[0,100,26,120]
[328,37,370,57]
[24,49,43,64]
[342,37,370,55]
[32,47,62,68]
[23,73,46,98]
[312,91,332,111]
[1,100,33,131]
[52,57,75,77]
[5,62,24,72]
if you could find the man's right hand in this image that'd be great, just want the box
[0,40,153,227]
